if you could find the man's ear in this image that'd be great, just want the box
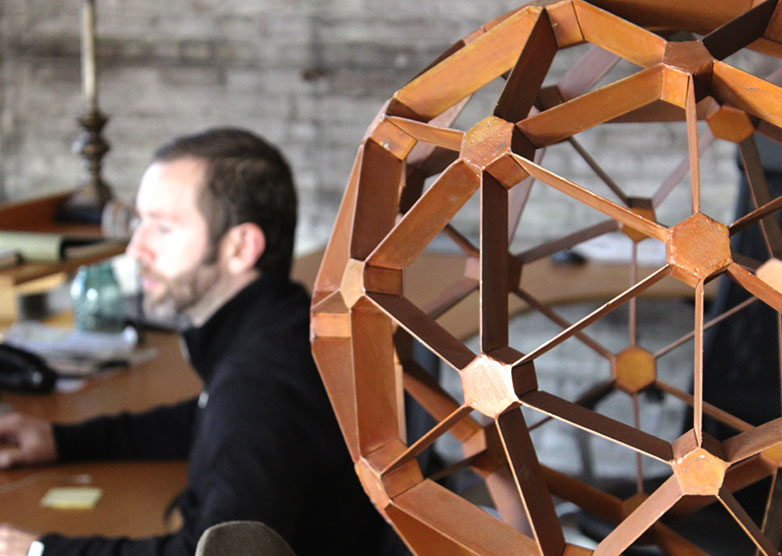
[222,223,266,274]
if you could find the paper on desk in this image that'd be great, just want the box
[55,377,90,393]
[40,486,103,509]
[2,321,138,360]
[2,321,156,378]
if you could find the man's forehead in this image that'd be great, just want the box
[136,157,207,213]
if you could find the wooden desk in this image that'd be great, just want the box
[0,462,188,538]
[0,329,203,538]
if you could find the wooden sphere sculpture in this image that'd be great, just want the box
[311,1,782,554]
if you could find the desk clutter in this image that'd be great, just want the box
[0,199,135,270]
[0,192,130,323]
[0,250,172,393]
[0,321,156,392]
[0,343,56,393]
[0,231,123,265]
[0,247,19,270]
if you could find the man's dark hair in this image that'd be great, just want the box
[153,127,297,274]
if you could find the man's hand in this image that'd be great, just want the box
[0,413,56,469]
[0,524,38,556]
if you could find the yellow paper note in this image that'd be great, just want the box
[40,487,103,509]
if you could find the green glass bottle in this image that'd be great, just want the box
[70,260,125,333]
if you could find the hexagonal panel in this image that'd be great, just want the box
[672,447,728,496]
[615,346,656,394]
[667,213,731,286]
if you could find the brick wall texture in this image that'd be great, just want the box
[3,1,760,251]
[1,0,530,252]
[0,1,774,480]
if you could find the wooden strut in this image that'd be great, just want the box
[311,1,782,554]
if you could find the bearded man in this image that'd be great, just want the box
[0,128,395,556]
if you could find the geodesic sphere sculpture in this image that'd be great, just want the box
[310,1,782,554]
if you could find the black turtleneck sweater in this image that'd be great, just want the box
[41,273,391,555]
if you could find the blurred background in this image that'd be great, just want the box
[2,1,771,252]
[1,0,535,254]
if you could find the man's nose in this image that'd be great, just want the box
[125,225,150,263]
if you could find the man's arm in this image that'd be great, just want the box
[0,398,197,468]
[54,398,198,462]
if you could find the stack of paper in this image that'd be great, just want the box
[1,321,155,377]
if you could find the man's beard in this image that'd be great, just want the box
[140,259,221,323]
